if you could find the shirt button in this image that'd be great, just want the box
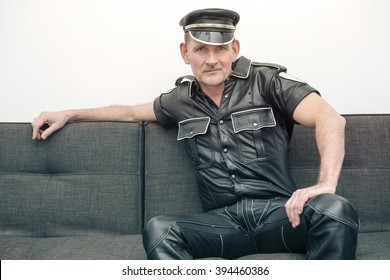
[224,94,229,99]
[190,131,194,135]
[223,148,228,153]
[253,122,258,127]
[219,120,224,125]
[231,174,236,179]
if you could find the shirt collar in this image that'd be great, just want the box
[230,56,252,79]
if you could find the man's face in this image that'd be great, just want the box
[180,37,240,92]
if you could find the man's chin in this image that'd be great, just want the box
[201,75,226,87]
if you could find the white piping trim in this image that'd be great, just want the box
[185,23,236,31]
[177,117,211,140]
[188,31,235,46]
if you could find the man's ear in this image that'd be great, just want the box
[232,39,240,61]
[180,42,190,64]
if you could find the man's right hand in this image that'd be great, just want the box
[31,111,69,140]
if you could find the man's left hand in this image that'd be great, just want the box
[285,183,336,228]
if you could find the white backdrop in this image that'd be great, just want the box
[1,0,389,122]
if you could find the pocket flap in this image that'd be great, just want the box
[177,117,211,140]
[231,108,276,133]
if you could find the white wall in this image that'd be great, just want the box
[1,0,389,122]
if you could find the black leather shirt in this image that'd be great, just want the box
[154,56,319,211]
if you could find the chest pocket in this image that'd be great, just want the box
[177,117,214,169]
[231,108,276,162]
[177,117,210,140]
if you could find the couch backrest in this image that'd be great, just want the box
[289,115,390,233]
[1,115,389,237]
[0,121,143,237]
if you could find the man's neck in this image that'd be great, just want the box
[201,84,225,107]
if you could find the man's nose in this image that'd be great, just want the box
[205,51,218,64]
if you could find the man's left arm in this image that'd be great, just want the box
[285,92,346,228]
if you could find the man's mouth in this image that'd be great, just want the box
[204,68,221,73]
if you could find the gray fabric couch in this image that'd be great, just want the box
[0,114,389,260]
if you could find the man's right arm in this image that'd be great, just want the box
[31,102,156,140]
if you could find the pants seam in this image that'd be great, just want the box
[281,226,293,253]
[219,234,224,257]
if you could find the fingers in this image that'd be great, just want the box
[31,112,60,140]
[40,123,58,140]
[285,190,308,228]
[287,190,318,227]
[31,116,47,140]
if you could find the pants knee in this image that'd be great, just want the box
[142,216,178,250]
[307,193,360,230]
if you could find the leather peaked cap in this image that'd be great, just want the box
[179,8,240,45]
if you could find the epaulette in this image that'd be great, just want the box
[232,57,288,79]
[252,62,305,83]
[251,61,287,72]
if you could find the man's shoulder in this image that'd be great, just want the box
[175,75,196,86]
[159,75,195,96]
[251,61,287,72]
[158,75,197,104]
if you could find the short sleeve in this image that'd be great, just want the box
[153,91,177,129]
[267,71,320,120]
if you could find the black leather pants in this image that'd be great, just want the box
[142,194,360,260]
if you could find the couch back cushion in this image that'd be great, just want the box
[143,122,202,223]
[0,121,143,237]
[289,115,390,233]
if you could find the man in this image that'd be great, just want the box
[32,8,359,259]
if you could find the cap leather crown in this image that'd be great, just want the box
[179,8,240,45]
